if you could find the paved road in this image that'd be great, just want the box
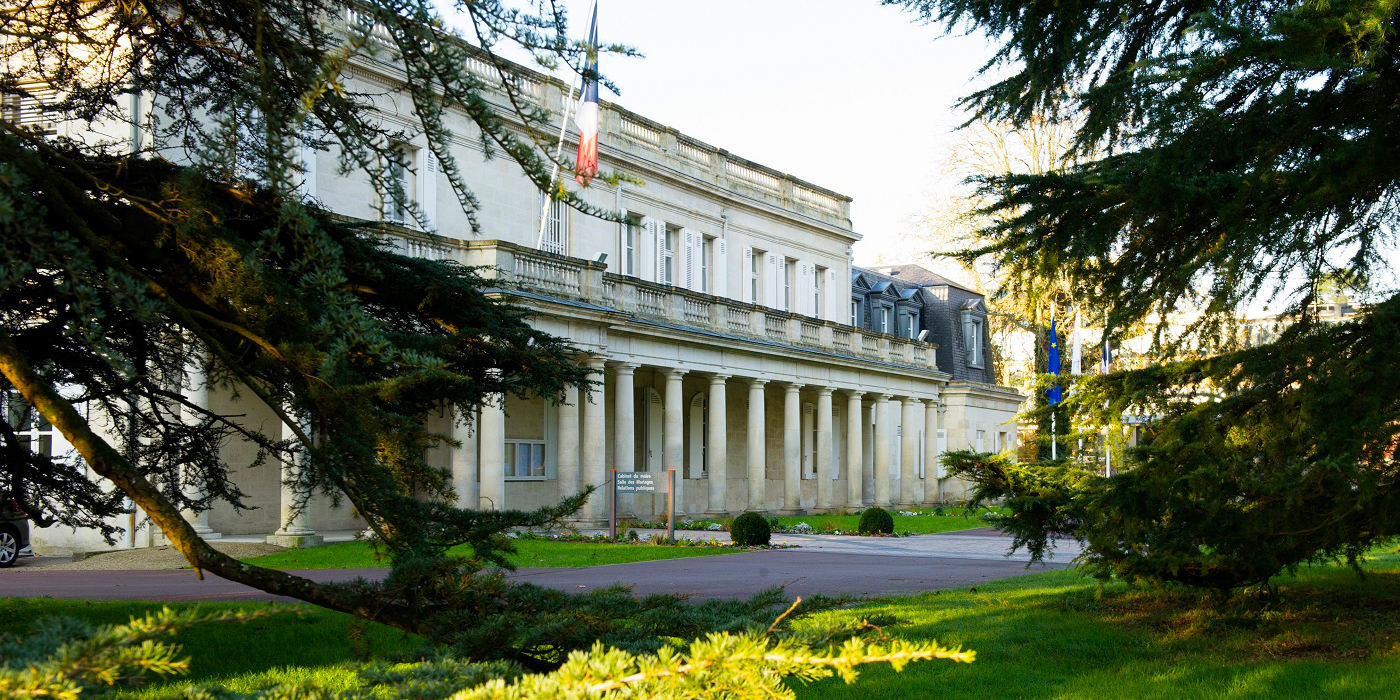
[0,529,1080,602]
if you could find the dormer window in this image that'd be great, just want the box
[961,299,988,368]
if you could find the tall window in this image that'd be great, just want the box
[880,307,891,334]
[963,313,985,367]
[384,145,415,224]
[783,259,795,311]
[663,225,676,284]
[542,198,568,255]
[750,248,764,303]
[622,214,640,275]
[700,236,711,293]
[814,266,825,318]
[851,299,860,326]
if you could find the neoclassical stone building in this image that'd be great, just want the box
[19,17,1022,551]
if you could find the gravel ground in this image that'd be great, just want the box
[22,543,288,571]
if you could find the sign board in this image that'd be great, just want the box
[614,471,657,493]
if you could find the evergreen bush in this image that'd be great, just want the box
[858,508,895,535]
[730,512,771,546]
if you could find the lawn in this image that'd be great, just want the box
[7,545,1397,699]
[243,537,745,569]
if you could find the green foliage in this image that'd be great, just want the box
[2,608,971,700]
[857,508,894,535]
[891,0,1400,590]
[730,512,772,546]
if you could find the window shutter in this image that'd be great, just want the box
[299,143,318,200]
[657,223,669,285]
[825,269,842,321]
[714,239,729,299]
[797,261,813,316]
[642,217,659,282]
[741,246,754,303]
[421,150,438,232]
[682,228,697,290]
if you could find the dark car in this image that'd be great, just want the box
[0,500,31,567]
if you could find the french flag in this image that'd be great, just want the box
[574,2,599,186]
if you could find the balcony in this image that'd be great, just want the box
[464,240,937,370]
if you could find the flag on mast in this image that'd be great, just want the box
[1071,307,1082,375]
[573,2,600,187]
[1047,309,1063,405]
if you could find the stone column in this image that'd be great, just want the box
[816,387,834,511]
[873,394,892,507]
[478,397,506,511]
[707,374,729,515]
[450,403,478,509]
[663,367,685,518]
[781,383,801,514]
[845,391,863,508]
[581,357,608,524]
[923,398,940,506]
[612,362,637,517]
[746,379,767,512]
[556,385,580,501]
[267,407,322,547]
[899,397,921,507]
[179,358,220,539]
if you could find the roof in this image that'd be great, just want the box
[868,264,980,294]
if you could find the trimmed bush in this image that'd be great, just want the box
[858,507,895,535]
[730,512,771,546]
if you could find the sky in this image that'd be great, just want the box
[542,0,998,268]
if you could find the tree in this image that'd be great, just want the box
[893,0,1400,588]
[0,0,837,670]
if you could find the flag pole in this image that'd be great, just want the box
[535,0,596,249]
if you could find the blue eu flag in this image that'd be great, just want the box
[1047,315,1062,405]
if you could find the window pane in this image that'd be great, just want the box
[504,443,516,477]
[529,443,545,476]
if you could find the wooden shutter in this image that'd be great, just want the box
[741,246,754,303]
[682,228,697,290]
[825,269,842,322]
[642,217,659,282]
[421,149,438,232]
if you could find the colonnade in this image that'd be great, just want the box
[462,357,947,520]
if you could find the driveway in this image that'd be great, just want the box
[0,528,1081,602]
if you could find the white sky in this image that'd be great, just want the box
[549,0,997,266]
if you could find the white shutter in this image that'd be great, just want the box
[741,246,754,303]
[765,252,780,308]
[420,150,438,232]
[682,228,697,290]
[825,269,842,321]
[797,261,813,316]
[642,217,659,282]
[298,144,318,199]
[714,239,729,299]
[657,222,669,284]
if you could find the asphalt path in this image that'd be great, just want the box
[0,529,1078,602]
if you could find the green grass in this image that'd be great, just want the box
[0,598,419,698]
[10,545,1398,699]
[243,537,744,569]
[792,546,1400,700]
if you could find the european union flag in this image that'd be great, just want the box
[1047,314,1062,405]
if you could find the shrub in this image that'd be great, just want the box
[730,512,771,546]
[858,507,894,535]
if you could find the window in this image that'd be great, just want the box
[504,440,546,479]
[662,225,677,285]
[814,266,825,319]
[880,307,891,334]
[384,145,415,224]
[975,430,986,452]
[541,197,568,255]
[700,236,711,293]
[850,299,860,326]
[4,392,54,458]
[964,315,985,367]
[901,314,915,339]
[783,259,795,312]
[622,213,640,275]
[750,248,764,303]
